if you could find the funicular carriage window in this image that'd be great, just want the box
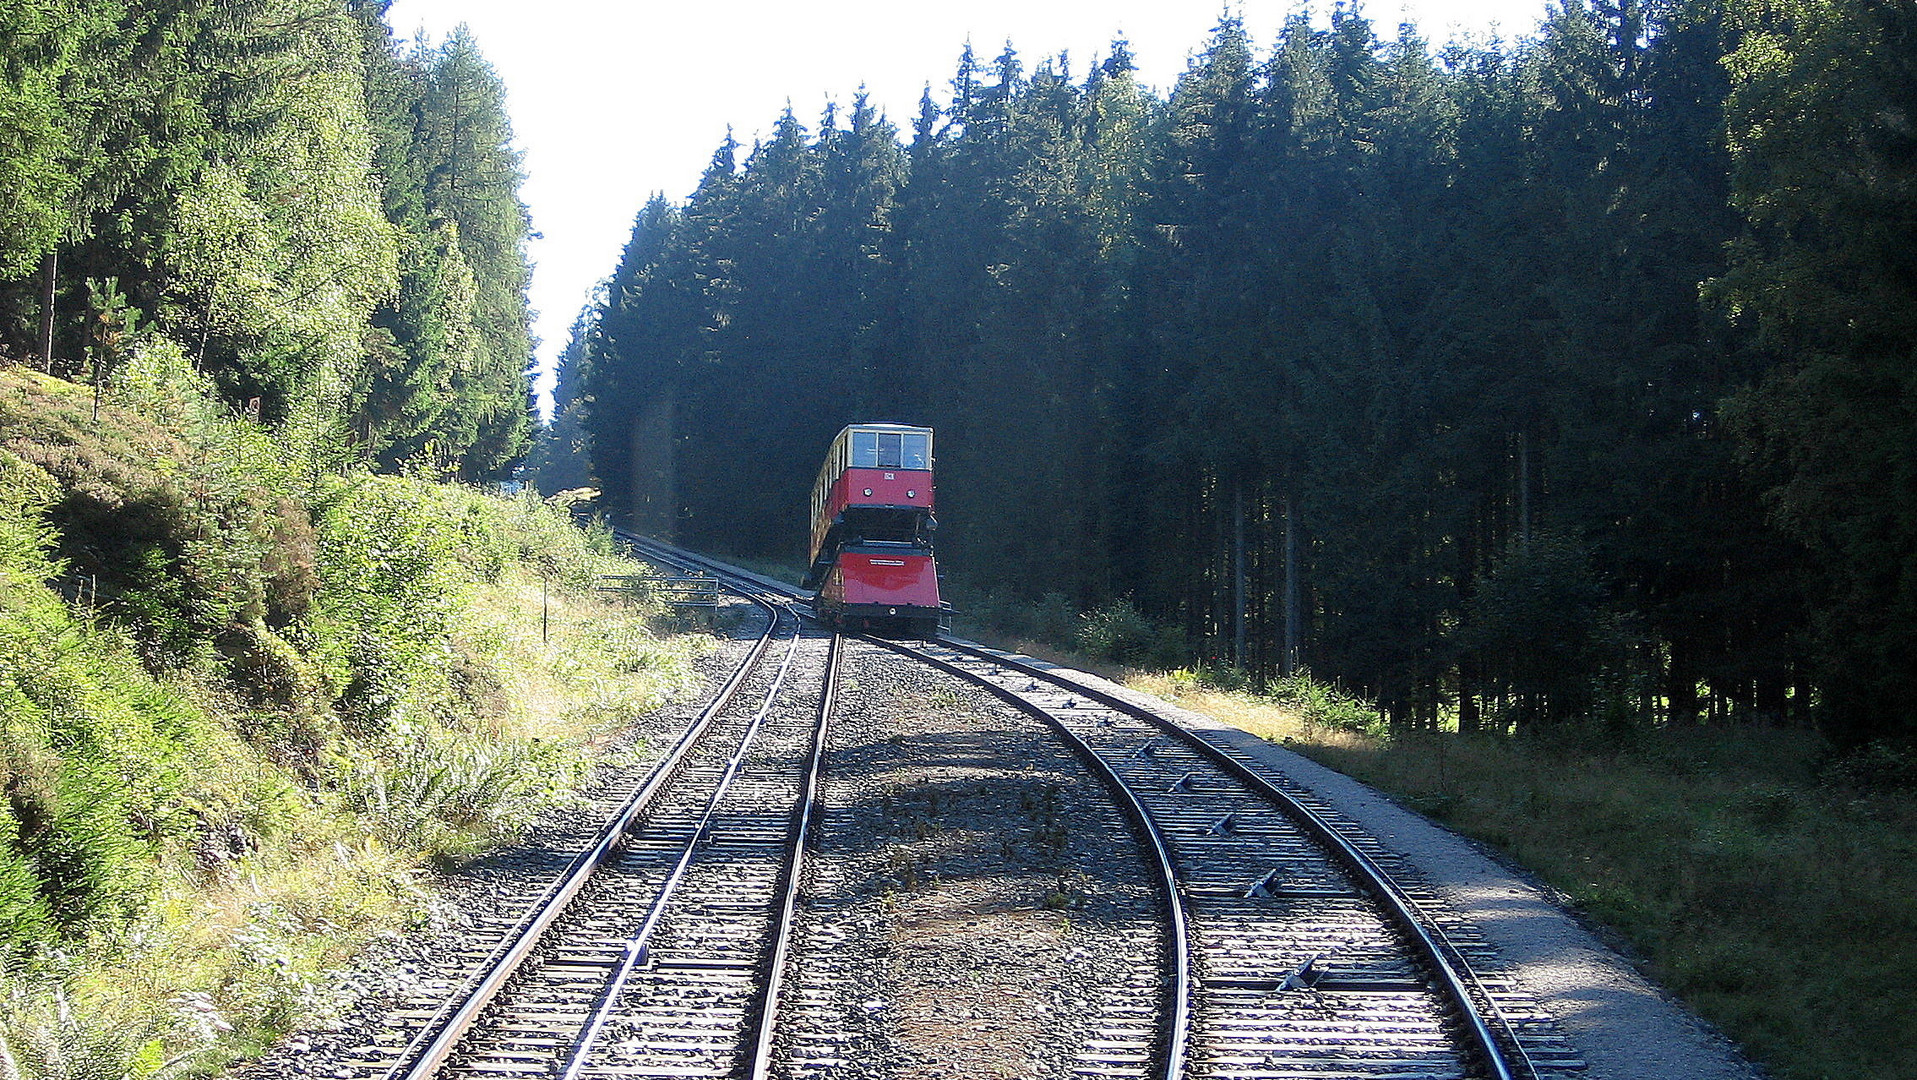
[877,431,904,468]
[902,433,929,470]
[851,430,880,468]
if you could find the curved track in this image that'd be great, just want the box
[626,535,1544,1080]
[887,637,1538,1080]
[375,560,836,1080]
[358,532,1550,1080]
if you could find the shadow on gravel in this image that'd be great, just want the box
[816,724,1153,906]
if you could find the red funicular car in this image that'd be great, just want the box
[803,423,942,636]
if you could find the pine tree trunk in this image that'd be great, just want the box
[1458,658,1481,734]
[1233,485,1246,670]
[1282,491,1300,676]
[1517,430,1531,551]
[39,249,57,374]
[1668,641,1699,725]
[1457,508,1480,733]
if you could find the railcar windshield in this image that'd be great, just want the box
[850,429,930,470]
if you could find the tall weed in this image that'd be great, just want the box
[0,368,708,1079]
[0,979,196,1080]
[336,726,584,862]
[1264,668,1384,734]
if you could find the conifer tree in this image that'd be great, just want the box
[1715,0,1917,741]
[528,303,598,495]
[412,25,534,477]
[568,7,1839,737]
[0,0,83,283]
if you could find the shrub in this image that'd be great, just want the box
[0,370,316,676]
[1822,740,1917,792]
[1074,599,1188,669]
[1032,592,1079,645]
[0,443,285,946]
[335,723,586,862]
[310,476,463,732]
[1265,668,1384,734]
[1075,599,1153,663]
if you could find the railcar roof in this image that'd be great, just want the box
[836,422,932,435]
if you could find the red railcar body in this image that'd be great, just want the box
[821,466,933,528]
[819,547,940,614]
[805,424,942,635]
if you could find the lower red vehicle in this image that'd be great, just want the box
[815,542,941,636]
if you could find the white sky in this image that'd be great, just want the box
[380,0,1551,412]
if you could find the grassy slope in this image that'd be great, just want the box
[1127,672,1917,1080]
[0,367,707,1077]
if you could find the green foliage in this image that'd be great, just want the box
[311,474,463,731]
[1164,663,1384,734]
[0,977,190,1080]
[0,363,695,1077]
[1030,593,1079,647]
[0,438,263,947]
[335,725,583,863]
[1074,599,1185,669]
[1712,0,1917,743]
[1463,532,1627,727]
[524,309,597,496]
[398,27,534,478]
[0,3,529,480]
[1820,740,1917,793]
[1264,669,1385,735]
[0,370,311,674]
[0,446,58,574]
[576,0,1888,745]
[1288,717,1917,1080]
[0,0,82,279]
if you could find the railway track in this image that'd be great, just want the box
[324,534,1573,1080]
[619,536,1578,1080]
[883,637,1566,1080]
[314,552,833,1080]
[433,617,835,1080]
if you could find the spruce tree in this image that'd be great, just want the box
[1715,0,1917,741]
[415,25,534,477]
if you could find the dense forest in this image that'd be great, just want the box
[0,8,665,1066]
[0,0,535,477]
[565,0,1915,747]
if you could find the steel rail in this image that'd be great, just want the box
[385,567,782,1080]
[619,531,803,609]
[934,637,1536,1080]
[557,607,810,1080]
[610,536,1530,1078]
[747,632,841,1080]
[613,536,1189,1073]
[861,635,1192,1080]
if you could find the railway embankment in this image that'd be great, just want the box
[0,367,704,1077]
[947,589,1909,1080]
[1118,668,1912,1080]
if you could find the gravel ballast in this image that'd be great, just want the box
[235,606,1767,1080]
[774,641,1164,1080]
[1023,653,1769,1080]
